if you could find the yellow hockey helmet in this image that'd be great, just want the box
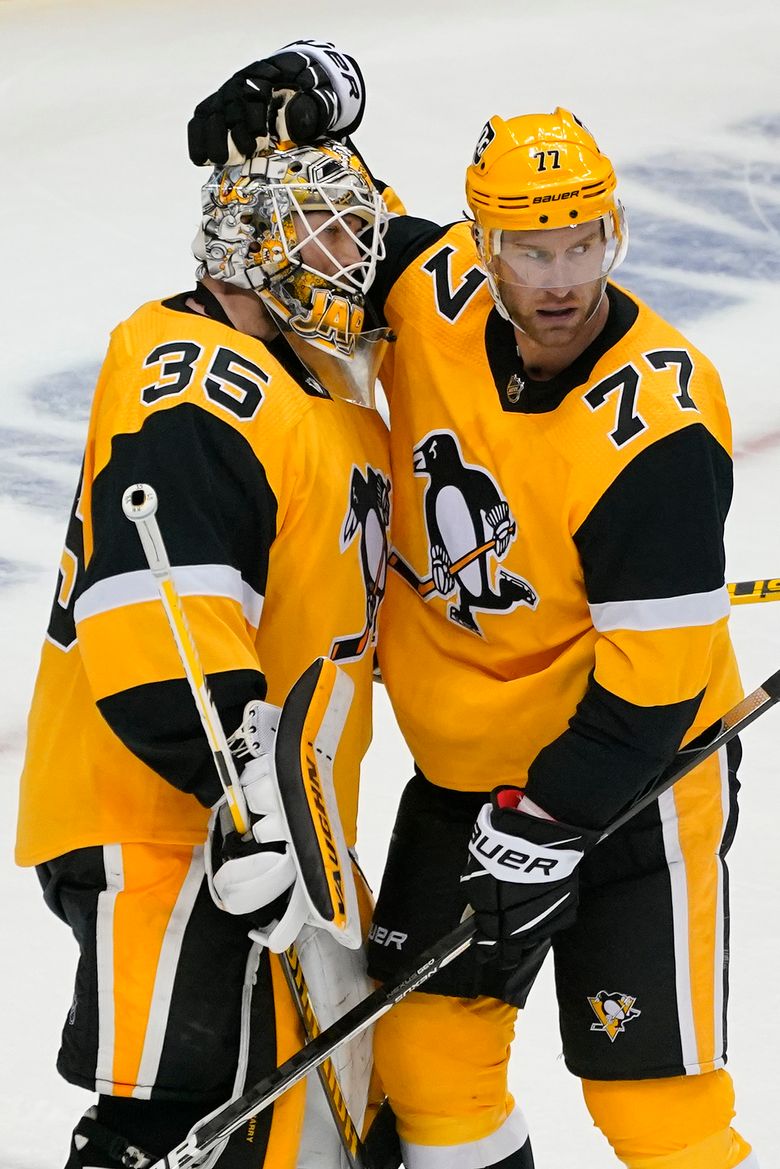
[466,109,619,231]
[466,110,628,312]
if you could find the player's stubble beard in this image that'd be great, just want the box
[504,278,607,351]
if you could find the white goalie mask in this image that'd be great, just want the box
[193,141,391,406]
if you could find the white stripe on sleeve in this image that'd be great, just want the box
[590,586,729,633]
[74,564,264,630]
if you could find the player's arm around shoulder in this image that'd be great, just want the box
[373,217,489,339]
[185,38,452,336]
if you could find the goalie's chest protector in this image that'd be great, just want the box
[377,224,739,792]
[17,299,390,864]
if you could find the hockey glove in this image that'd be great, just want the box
[188,39,366,165]
[205,699,308,947]
[461,787,599,967]
[206,659,363,953]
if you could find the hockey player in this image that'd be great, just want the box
[189,44,758,1169]
[16,120,393,1168]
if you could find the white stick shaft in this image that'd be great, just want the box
[121,483,250,834]
[121,485,367,1164]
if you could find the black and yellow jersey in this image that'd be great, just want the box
[372,218,741,827]
[17,285,390,865]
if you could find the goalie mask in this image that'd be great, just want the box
[193,141,390,406]
[465,109,628,327]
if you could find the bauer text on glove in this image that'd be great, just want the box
[460,787,599,965]
[188,40,366,165]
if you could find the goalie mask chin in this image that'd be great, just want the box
[193,141,391,408]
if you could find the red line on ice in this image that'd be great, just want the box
[735,430,780,460]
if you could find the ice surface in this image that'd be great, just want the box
[2,1,779,1163]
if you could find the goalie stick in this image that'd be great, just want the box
[142,663,780,1169]
[279,943,401,1169]
[279,944,363,1166]
[122,482,379,1169]
[121,483,250,835]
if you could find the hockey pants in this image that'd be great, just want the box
[374,992,756,1168]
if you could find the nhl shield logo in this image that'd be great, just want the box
[588,990,641,1042]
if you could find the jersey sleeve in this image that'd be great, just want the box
[524,422,733,828]
[345,139,451,325]
[73,345,280,808]
[342,136,407,220]
[377,181,406,217]
[369,215,450,321]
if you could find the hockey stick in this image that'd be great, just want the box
[390,555,780,608]
[278,945,363,1167]
[597,667,780,837]
[279,945,400,1169]
[122,482,375,1169]
[121,484,250,835]
[727,577,780,605]
[146,664,780,1169]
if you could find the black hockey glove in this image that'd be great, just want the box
[461,787,599,967]
[188,39,366,165]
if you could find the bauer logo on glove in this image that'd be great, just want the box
[461,786,598,965]
[188,39,366,166]
[468,800,585,882]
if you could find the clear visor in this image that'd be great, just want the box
[270,182,388,296]
[483,207,627,290]
[266,297,393,409]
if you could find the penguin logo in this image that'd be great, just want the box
[330,465,391,662]
[587,990,642,1043]
[389,430,537,635]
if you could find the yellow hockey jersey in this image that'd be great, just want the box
[371,218,741,826]
[17,286,390,865]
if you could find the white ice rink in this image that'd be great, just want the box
[2,0,780,1164]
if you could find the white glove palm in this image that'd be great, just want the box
[205,700,309,948]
